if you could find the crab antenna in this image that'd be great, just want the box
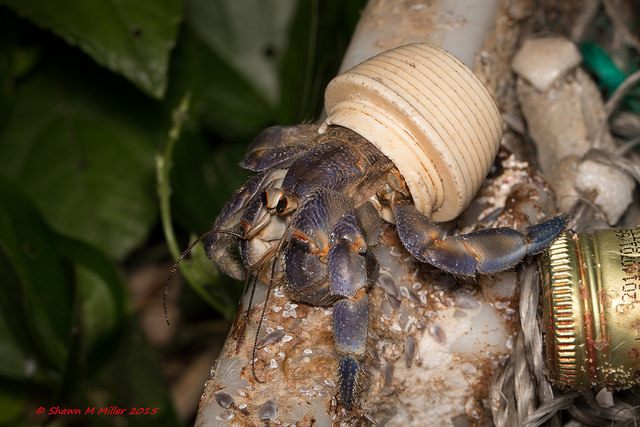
[233,271,258,354]
[240,244,279,314]
[234,258,268,353]
[163,228,244,331]
[250,250,280,384]
[234,243,281,353]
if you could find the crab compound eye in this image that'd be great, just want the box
[276,197,288,214]
[275,192,298,215]
[262,189,298,216]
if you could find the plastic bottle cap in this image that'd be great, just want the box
[321,43,502,222]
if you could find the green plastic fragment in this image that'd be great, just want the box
[580,42,627,92]
[580,42,640,113]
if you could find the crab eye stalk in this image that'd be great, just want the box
[263,188,298,216]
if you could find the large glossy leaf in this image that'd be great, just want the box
[0,385,25,426]
[278,0,367,123]
[0,178,148,427]
[0,0,183,98]
[0,179,73,374]
[0,268,29,381]
[58,235,130,363]
[0,58,161,260]
[171,130,249,233]
[0,178,130,384]
[186,0,298,105]
[167,26,276,139]
[92,321,180,426]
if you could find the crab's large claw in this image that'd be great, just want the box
[206,168,290,280]
[204,173,265,280]
[393,203,568,275]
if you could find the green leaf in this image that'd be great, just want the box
[580,42,627,93]
[58,236,130,363]
[0,385,25,425]
[0,177,136,422]
[168,26,275,138]
[0,58,162,260]
[185,0,298,105]
[171,130,249,233]
[0,0,183,99]
[278,0,367,123]
[91,321,180,426]
[0,178,130,386]
[0,283,29,381]
[0,178,73,374]
[177,238,241,320]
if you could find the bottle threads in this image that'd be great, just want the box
[539,228,640,390]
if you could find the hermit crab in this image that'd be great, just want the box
[204,43,567,410]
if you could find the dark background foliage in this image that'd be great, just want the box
[0,0,366,425]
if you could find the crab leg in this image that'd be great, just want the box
[240,125,320,172]
[393,203,568,275]
[328,208,379,410]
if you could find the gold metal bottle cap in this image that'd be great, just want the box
[539,228,640,390]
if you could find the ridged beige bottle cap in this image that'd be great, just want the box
[321,43,502,221]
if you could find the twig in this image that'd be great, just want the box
[602,0,640,54]
[596,70,640,148]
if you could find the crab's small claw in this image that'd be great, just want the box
[393,204,568,275]
[205,171,278,280]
